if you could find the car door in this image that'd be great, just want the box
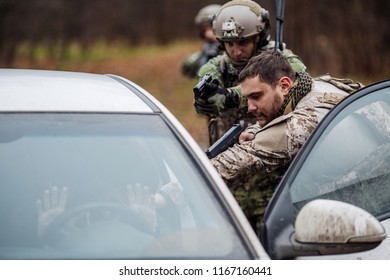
[261,79,390,259]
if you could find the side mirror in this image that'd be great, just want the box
[293,199,386,256]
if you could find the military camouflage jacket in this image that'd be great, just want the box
[211,80,350,188]
[198,40,307,97]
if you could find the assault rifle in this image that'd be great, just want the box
[275,0,285,52]
[193,73,212,100]
[206,124,244,159]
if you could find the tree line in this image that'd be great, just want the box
[0,0,389,80]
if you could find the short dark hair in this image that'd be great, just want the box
[238,50,295,87]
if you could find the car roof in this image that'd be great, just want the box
[0,69,153,113]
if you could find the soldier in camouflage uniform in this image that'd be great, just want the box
[194,0,307,145]
[181,4,223,79]
[193,0,306,231]
[210,50,363,233]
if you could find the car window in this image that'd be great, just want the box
[0,113,250,259]
[289,88,390,219]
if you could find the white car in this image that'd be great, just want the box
[0,69,386,260]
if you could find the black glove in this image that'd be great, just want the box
[201,79,221,95]
[194,79,238,116]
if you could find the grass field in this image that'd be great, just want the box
[11,40,211,149]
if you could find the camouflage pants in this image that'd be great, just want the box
[231,169,285,234]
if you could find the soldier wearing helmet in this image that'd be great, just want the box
[193,0,307,232]
[181,4,223,78]
[194,0,307,145]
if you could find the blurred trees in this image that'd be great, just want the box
[0,0,389,80]
[285,0,390,80]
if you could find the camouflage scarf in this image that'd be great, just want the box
[278,71,313,116]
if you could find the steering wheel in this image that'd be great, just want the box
[41,202,154,247]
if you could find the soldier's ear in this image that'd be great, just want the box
[279,76,293,96]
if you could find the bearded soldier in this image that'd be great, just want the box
[210,50,363,232]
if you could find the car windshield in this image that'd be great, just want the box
[0,113,250,259]
[289,88,390,219]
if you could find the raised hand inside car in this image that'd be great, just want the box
[126,183,157,233]
[36,186,68,237]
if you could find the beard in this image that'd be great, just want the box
[258,93,283,127]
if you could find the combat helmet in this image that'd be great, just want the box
[213,0,270,42]
[194,4,222,27]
